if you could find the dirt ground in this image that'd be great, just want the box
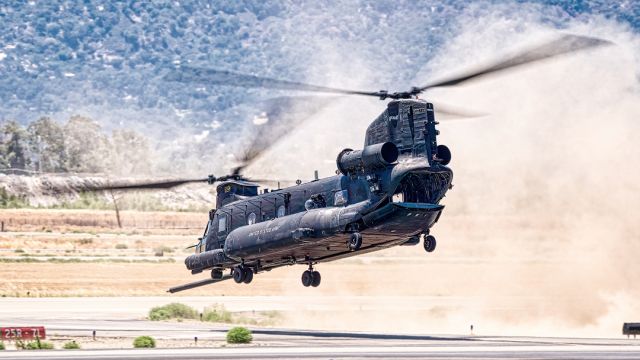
[0,208,637,338]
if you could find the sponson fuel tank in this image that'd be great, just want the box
[185,248,234,272]
[224,201,370,260]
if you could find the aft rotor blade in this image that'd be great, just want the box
[416,34,612,92]
[432,101,486,119]
[165,67,382,98]
[234,96,338,172]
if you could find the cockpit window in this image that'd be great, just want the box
[276,205,286,218]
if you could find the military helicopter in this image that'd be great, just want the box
[86,34,610,291]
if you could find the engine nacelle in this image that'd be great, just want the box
[336,142,399,175]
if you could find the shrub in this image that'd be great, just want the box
[22,338,54,350]
[226,327,252,344]
[133,336,156,348]
[0,187,30,208]
[155,245,174,253]
[63,341,80,349]
[153,245,174,257]
[149,308,170,321]
[0,342,4,350]
[115,243,128,249]
[203,305,233,323]
[148,303,197,321]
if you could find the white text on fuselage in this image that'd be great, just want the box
[248,226,281,237]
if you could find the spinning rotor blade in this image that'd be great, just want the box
[415,34,612,92]
[165,67,382,98]
[77,178,209,191]
[233,95,338,173]
[49,174,291,194]
[165,34,611,101]
[431,101,487,119]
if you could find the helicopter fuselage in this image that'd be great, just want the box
[174,98,453,290]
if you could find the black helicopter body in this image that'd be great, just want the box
[75,34,607,291]
[172,99,453,290]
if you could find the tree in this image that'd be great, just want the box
[63,115,112,173]
[110,129,151,175]
[0,120,30,171]
[27,117,67,172]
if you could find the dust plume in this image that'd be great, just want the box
[246,6,640,337]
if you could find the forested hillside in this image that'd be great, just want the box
[1,1,638,176]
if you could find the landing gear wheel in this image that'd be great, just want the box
[243,267,254,284]
[424,235,437,253]
[211,268,223,280]
[348,232,362,251]
[311,271,321,287]
[232,266,246,283]
[301,270,313,287]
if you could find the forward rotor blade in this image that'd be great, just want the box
[416,34,612,92]
[246,178,297,185]
[165,67,382,98]
[79,178,209,191]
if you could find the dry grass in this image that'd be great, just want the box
[0,209,205,234]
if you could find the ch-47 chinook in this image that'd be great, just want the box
[88,34,610,291]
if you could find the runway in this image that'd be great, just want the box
[1,297,639,359]
[1,342,640,359]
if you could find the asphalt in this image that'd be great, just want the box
[1,297,639,359]
[1,343,640,360]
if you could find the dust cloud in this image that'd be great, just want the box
[245,9,640,337]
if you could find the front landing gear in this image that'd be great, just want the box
[301,263,321,287]
[424,235,437,253]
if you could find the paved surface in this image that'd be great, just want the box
[1,297,639,359]
[1,343,640,359]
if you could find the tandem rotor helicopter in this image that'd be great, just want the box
[85,34,610,291]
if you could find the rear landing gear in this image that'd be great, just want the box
[301,263,321,287]
[233,266,244,283]
[348,232,362,251]
[424,235,437,253]
[232,265,254,284]
[243,267,254,284]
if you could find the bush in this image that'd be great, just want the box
[226,327,252,344]
[115,243,128,249]
[0,342,4,350]
[148,303,198,321]
[203,305,233,323]
[133,336,156,348]
[63,341,80,349]
[21,338,54,350]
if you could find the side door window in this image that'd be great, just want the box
[217,214,227,234]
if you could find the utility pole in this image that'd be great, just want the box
[109,189,122,228]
